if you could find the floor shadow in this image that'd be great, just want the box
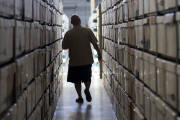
[70,104,92,120]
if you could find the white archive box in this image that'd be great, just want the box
[134,0,139,17]
[157,16,166,55]
[164,105,178,120]
[157,0,164,12]
[164,13,177,58]
[40,1,46,23]
[134,107,145,120]
[16,57,25,96]
[143,53,156,91]
[24,0,33,20]
[149,54,156,91]
[119,4,124,22]
[149,0,157,13]
[0,18,14,65]
[15,21,25,57]
[40,25,45,46]
[143,18,150,50]
[25,22,31,52]
[156,58,166,99]
[15,0,23,19]
[128,48,135,72]
[177,12,180,59]
[177,65,180,111]
[165,61,177,109]
[135,79,144,114]
[144,87,151,120]
[149,16,157,52]
[144,0,150,14]
[124,46,129,68]
[128,0,134,19]
[150,92,158,120]
[128,22,135,46]
[165,0,176,10]
[135,20,144,48]
[0,0,14,17]
[33,0,40,21]
[33,23,41,49]
[0,64,16,114]
[46,6,51,24]
[143,52,151,87]
[135,50,144,80]
[27,81,36,116]
[27,53,34,83]
[139,0,144,16]
[35,76,42,104]
[16,91,26,120]
[123,1,129,21]
[155,97,166,120]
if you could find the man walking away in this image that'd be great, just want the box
[62,15,102,103]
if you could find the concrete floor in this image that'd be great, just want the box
[53,63,117,120]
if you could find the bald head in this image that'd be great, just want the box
[71,15,81,26]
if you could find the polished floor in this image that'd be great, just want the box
[53,63,117,120]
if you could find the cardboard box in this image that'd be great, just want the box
[155,97,166,120]
[149,16,157,52]
[165,61,177,108]
[0,0,14,17]
[150,92,157,120]
[150,0,157,13]
[157,0,164,12]
[24,0,33,20]
[176,12,180,59]
[128,22,135,46]
[144,0,150,14]
[156,58,166,99]
[165,104,178,120]
[33,0,40,21]
[123,1,129,21]
[149,55,156,91]
[165,0,176,10]
[0,64,16,114]
[0,18,14,65]
[135,20,144,48]
[134,0,139,17]
[164,13,177,58]
[128,48,135,72]
[134,107,145,120]
[25,22,31,52]
[15,21,25,57]
[15,0,23,19]
[144,87,151,120]
[135,80,144,114]
[178,65,180,111]
[139,0,144,16]
[128,1,134,19]
[156,59,166,98]
[16,91,26,120]
[143,52,150,86]
[157,16,166,55]
[144,18,150,50]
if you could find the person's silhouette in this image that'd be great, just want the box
[62,15,102,103]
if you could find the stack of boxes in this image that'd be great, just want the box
[100,0,180,119]
[0,0,63,119]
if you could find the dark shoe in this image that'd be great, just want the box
[84,89,92,102]
[76,98,84,103]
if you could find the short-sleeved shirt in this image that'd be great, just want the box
[62,25,98,66]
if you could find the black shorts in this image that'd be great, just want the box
[67,64,92,84]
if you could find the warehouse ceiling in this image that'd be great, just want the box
[62,0,90,27]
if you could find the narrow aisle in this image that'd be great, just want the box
[53,63,117,120]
